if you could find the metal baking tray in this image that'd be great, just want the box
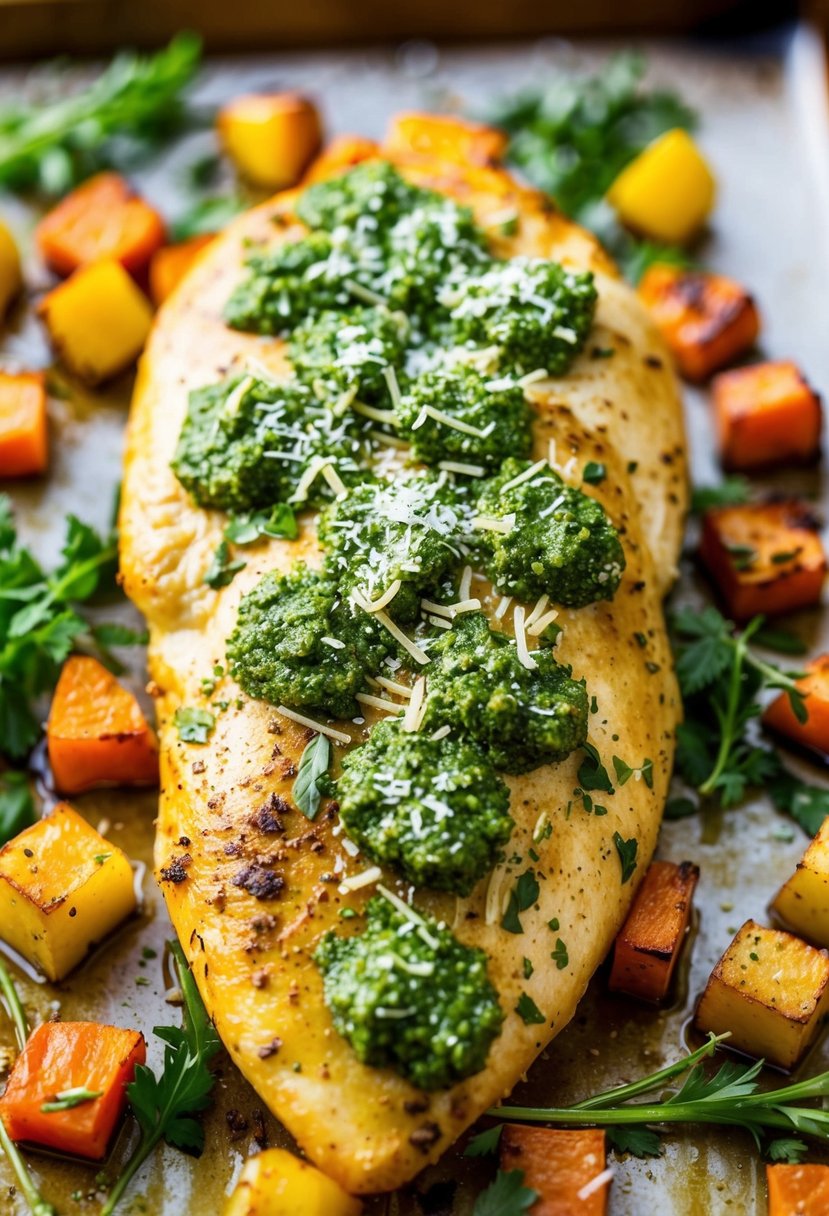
[2,24,829,1215]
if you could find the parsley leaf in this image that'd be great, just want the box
[293,734,331,820]
[473,1169,539,1216]
[0,771,35,845]
[765,1138,808,1164]
[690,477,749,514]
[223,504,298,545]
[606,1126,663,1158]
[501,869,540,934]
[515,992,546,1025]
[613,832,638,884]
[464,1124,503,1157]
[582,460,606,485]
[577,743,614,793]
[174,707,215,744]
[203,541,246,590]
[551,938,569,970]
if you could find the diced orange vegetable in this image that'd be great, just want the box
[149,234,214,306]
[638,265,760,382]
[765,654,829,755]
[714,361,822,471]
[303,135,380,184]
[0,370,48,478]
[218,93,322,190]
[36,172,165,278]
[384,112,507,166]
[0,219,22,318]
[699,501,827,623]
[767,1163,829,1214]
[47,655,158,794]
[0,1020,145,1160]
[608,860,699,1004]
[500,1125,610,1215]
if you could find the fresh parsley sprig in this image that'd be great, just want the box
[473,1168,539,1215]
[100,939,221,1216]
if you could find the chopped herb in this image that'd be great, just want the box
[501,869,540,934]
[613,832,638,883]
[224,504,298,545]
[582,461,606,485]
[174,707,215,744]
[515,992,546,1025]
[613,755,654,789]
[170,194,246,241]
[293,733,331,821]
[522,957,534,979]
[465,1123,504,1157]
[472,1168,539,1216]
[577,743,614,793]
[0,771,35,845]
[690,477,749,513]
[551,938,569,970]
[203,541,246,589]
[548,917,560,931]
[93,853,111,866]
[725,542,757,571]
[41,1086,103,1113]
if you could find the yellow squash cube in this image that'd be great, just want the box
[38,259,153,385]
[224,1148,362,1216]
[773,817,829,946]
[695,919,829,1069]
[0,219,22,318]
[218,93,322,190]
[0,802,136,981]
[607,128,716,245]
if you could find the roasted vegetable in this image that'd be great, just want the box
[302,134,378,184]
[218,93,322,189]
[385,111,507,165]
[694,919,829,1069]
[607,128,715,245]
[38,259,154,384]
[699,501,827,622]
[149,234,214,305]
[500,1125,609,1214]
[36,172,165,277]
[0,1021,145,1160]
[224,1148,362,1216]
[638,265,760,381]
[714,360,821,471]
[765,653,829,757]
[608,860,699,1004]
[0,370,48,478]
[766,1163,829,1214]
[0,219,22,318]
[47,654,158,794]
[772,816,829,947]
[0,802,136,980]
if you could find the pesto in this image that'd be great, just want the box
[296,161,429,233]
[288,307,408,405]
[336,718,513,894]
[475,457,625,605]
[422,613,589,772]
[314,894,503,1090]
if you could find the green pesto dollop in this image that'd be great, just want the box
[318,473,470,622]
[288,307,408,405]
[296,161,429,233]
[314,895,504,1090]
[171,373,373,512]
[395,364,533,470]
[475,457,625,605]
[336,718,513,894]
[421,612,588,773]
[226,564,392,718]
[381,199,488,317]
[439,256,597,375]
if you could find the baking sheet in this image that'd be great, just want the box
[2,25,829,1215]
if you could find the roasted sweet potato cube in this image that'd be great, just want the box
[303,135,380,184]
[638,265,760,382]
[609,860,699,1003]
[149,234,214,306]
[500,1125,610,1215]
[36,172,165,277]
[0,370,48,478]
[764,653,829,757]
[218,93,322,190]
[714,361,822,471]
[694,919,829,1069]
[772,816,829,947]
[0,1021,146,1160]
[607,128,715,245]
[699,501,826,623]
[224,1147,363,1216]
[0,803,136,980]
[767,1163,829,1214]
[384,112,507,166]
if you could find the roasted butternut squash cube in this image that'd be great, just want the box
[638,266,760,382]
[772,816,829,947]
[47,654,158,794]
[609,860,699,1003]
[149,234,214,306]
[384,112,507,165]
[224,1147,362,1216]
[36,172,165,277]
[218,93,322,190]
[0,1020,145,1160]
[765,654,829,758]
[0,803,136,981]
[0,218,22,318]
[767,1163,829,1215]
[714,360,821,470]
[0,370,48,478]
[38,259,153,385]
[699,501,826,623]
[694,919,829,1069]
[607,128,716,245]
[500,1126,609,1216]
[303,135,379,184]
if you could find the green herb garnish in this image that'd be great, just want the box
[293,733,331,820]
[174,707,215,744]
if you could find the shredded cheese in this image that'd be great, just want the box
[359,579,402,614]
[321,636,345,649]
[321,462,347,496]
[382,365,402,410]
[527,607,560,637]
[275,705,351,744]
[501,458,548,494]
[352,400,398,425]
[513,604,538,671]
[430,725,451,741]
[484,867,510,926]
[339,865,383,894]
[532,811,550,843]
[525,594,550,629]
[369,428,409,450]
[517,367,549,388]
[494,595,513,620]
[289,455,328,503]
[471,514,515,535]
[576,1169,614,1202]
[375,675,412,698]
[353,593,430,665]
[428,615,452,629]
[356,693,404,714]
[437,460,485,477]
[419,404,491,438]
[458,565,472,602]
[344,279,388,308]
[421,599,452,618]
[402,676,427,732]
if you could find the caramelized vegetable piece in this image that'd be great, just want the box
[699,501,827,623]
[0,802,136,980]
[224,1147,363,1216]
[608,860,699,1004]
[36,172,165,277]
[218,93,322,189]
[38,259,154,384]
[0,218,22,318]
[694,919,829,1069]
[767,1163,829,1214]
[149,234,214,306]
[384,112,507,165]
[638,266,760,382]
[607,128,716,245]
[47,654,158,794]
[0,370,48,477]
[772,816,829,947]
[765,654,829,757]
[303,135,379,184]
[714,360,822,470]
[500,1125,610,1215]
[0,1020,145,1160]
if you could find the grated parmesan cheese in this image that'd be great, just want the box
[321,636,345,649]
[437,460,485,477]
[352,400,399,425]
[353,592,430,665]
[471,514,515,535]
[494,595,513,620]
[458,565,472,601]
[513,604,538,671]
[402,676,427,733]
[321,462,347,497]
[339,865,383,894]
[359,579,402,614]
[356,693,404,715]
[576,1169,614,1202]
[501,457,548,494]
[275,705,351,745]
[525,594,550,629]
[527,607,560,637]
[344,279,388,308]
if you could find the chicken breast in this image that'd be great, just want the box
[119,122,687,1195]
